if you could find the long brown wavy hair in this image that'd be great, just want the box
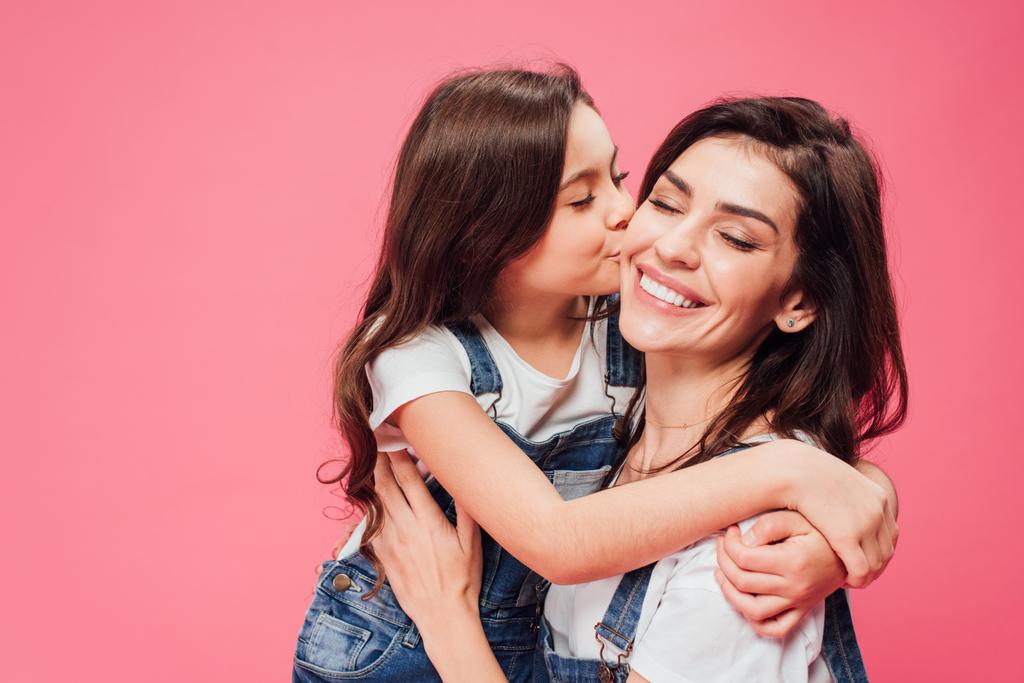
[615,97,908,475]
[320,66,594,589]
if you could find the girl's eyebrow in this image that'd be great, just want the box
[559,146,619,191]
[663,170,778,232]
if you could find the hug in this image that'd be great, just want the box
[293,65,905,683]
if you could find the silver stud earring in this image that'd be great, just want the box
[786,319,795,328]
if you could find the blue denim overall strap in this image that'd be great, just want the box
[603,296,643,389]
[292,315,638,683]
[447,302,642,395]
[719,441,870,681]
[537,564,657,683]
[823,589,869,682]
[724,441,869,682]
[446,319,503,396]
[533,440,871,682]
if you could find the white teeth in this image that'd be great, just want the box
[640,273,703,309]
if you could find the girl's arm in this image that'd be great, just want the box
[714,462,899,635]
[393,391,895,587]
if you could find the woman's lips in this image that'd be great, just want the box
[637,263,707,305]
[632,267,709,315]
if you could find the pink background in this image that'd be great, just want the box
[4,1,1022,680]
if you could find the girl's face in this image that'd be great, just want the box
[502,103,635,297]
[619,135,814,363]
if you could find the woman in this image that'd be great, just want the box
[366,96,905,681]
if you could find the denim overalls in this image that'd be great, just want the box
[292,311,642,682]
[533,443,870,683]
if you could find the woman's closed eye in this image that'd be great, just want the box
[718,230,759,251]
[648,197,683,214]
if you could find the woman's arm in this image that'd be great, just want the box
[714,463,899,635]
[393,392,895,587]
[371,455,506,683]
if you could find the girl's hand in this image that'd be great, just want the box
[778,440,899,588]
[714,511,845,638]
[371,450,483,630]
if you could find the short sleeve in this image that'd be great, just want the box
[365,325,474,433]
[628,521,824,683]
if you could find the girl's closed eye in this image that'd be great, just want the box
[570,194,596,209]
[612,170,630,186]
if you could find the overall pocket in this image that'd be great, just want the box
[294,558,411,678]
[551,465,611,501]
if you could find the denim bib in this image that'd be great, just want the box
[293,307,641,682]
[534,443,870,683]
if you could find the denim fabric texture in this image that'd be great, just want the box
[534,442,870,683]
[292,306,642,682]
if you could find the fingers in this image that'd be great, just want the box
[373,452,415,526]
[749,608,805,639]
[716,535,785,596]
[720,525,788,575]
[838,540,872,589]
[387,450,442,519]
[714,568,791,623]
[744,511,813,546]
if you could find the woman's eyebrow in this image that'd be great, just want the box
[664,170,693,196]
[559,146,619,191]
[717,202,779,232]
[664,170,778,232]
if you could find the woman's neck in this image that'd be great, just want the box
[628,351,762,478]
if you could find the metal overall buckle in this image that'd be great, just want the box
[594,621,632,682]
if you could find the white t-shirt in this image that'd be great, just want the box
[337,305,636,558]
[543,434,834,683]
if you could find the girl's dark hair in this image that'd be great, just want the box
[617,97,908,473]
[320,65,594,591]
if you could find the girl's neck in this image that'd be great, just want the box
[484,279,588,346]
[482,276,589,379]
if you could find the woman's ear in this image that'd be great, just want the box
[774,289,817,333]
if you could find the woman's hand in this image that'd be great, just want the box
[371,450,483,630]
[371,451,506,681]
[714,511,845,637]
[312,525,356,593]
[777,440,899,588]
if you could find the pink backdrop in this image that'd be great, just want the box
[4,1,1022,680]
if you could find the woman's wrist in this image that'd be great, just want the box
[419,608,503,682]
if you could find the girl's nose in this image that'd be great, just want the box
[608,191,635,231]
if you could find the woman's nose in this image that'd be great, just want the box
[654,221,700,268]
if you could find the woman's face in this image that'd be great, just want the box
[619,135,812,363]
[502,102,635,297]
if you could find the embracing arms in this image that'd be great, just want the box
[393,391,896,587]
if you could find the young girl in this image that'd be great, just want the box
[364,96,906,682]
[292,69,897,682]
